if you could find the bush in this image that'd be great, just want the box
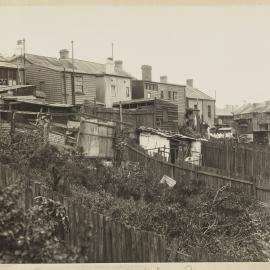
[0,182,78,263]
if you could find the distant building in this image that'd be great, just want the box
[234,101,270,143]
[113,98,179,131]
[215,107,234,127]
[131,65,186,126]
[0,59,24,87]
[10,50,133,107]
[185,79,216,127]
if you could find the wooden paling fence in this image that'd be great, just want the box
[0,163,167,263]
[201,141,270,202]
[126,144,270,204]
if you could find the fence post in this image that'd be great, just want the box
[153,97,157,128]
[43,116,50,145]
[10,110,15,142]
[164,145,166,161]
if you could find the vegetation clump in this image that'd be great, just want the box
[1,131,270,262]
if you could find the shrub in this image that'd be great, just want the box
[0,182,78,263]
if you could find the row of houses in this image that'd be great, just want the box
[232,101,270,144]
[0,49,216,129]
[212,101,270,145]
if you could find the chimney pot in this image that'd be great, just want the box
[186,79,193,87]
[141,65,152,81]
[115,60,123,70]
[59,49,69,59]
[160,75,168,83]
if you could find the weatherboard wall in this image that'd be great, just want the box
[25,64,63,103]
[63,72,96,105]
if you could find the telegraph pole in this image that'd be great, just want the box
[112,42,114,60]
[23,38,26,84]
[71,40,75,105]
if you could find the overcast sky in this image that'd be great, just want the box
[0,5,270,107]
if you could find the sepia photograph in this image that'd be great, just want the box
[1,0,270,267]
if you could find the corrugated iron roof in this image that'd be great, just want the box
[186,85,214,100]
[113,98,155,106]
[13,53,133,78]
[0,61,19,69]
[113,98,177,106]
[2,95,73,108]
[0,54,7,61]
[138,126,198,141]
[0,85,35,93]
[234,101,270,115]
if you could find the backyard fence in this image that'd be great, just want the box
[0,163,167,263]
[126,144,270,205]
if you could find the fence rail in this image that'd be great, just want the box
[0,163,167,263]
[126,144,270,204]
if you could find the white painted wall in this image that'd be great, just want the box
[139,132,170,161]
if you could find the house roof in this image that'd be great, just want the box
[185,85,215,101]
[215,107,233,116]
[12,53,133,78]
[0,61,19,69]
[234,101,270,115]
[138,126,196,140]
[2,95,73,108]
[113,98,156,106]
[0,54,7,61]
[0,84,35,93]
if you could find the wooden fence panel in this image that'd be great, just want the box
[126,144,270,205]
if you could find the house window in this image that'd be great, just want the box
[145,83,148,89]
[0,69,8,85]
[126,87,130,97]
[194,104,198,110]
[173,91,177,100]
[160,91,164,99]
[163,109,168,123]
[168,91,171,100]
[75,76,83,93]
[111,85,116,97]
[208,105,212,118]
[147,93,151,98]
[39,81,45,92]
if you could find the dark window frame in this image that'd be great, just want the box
[168,91,172,100]
[160,90,164,99]
[74,76,83,94]
[126,86,130,97]
[111,85,116,97]
[208,105,212,118]
[163,109,168,123]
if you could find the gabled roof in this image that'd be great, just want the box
[0,54,6,61]
[11,53,133,78]
[234,101,270,115]
[185,85,214,101]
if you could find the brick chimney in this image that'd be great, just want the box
[106,57,115,74]
[115,60,123,71]
[186,79,193,87]
[59,49,69,59]
[160,75,168,83]
[141,65,152,81]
